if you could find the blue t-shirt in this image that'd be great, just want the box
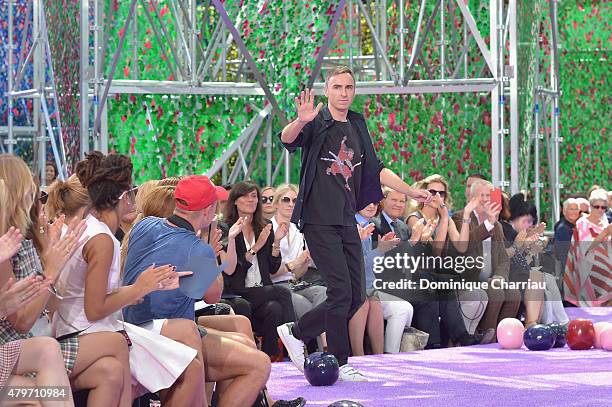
[122,216,216,325]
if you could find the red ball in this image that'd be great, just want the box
[566,319,596,350]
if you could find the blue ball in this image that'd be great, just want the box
[524,324,555,351]
[304,352,339,386]
[548,323,567,348]
[328,401,365,407]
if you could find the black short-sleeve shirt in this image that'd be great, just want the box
[303,120,362,226]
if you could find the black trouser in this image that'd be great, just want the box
[292,224,366,366]
[410,291,469,346]
[238,285,295,356]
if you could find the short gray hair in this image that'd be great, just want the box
[470,180,492,198]
[562,198,579,211]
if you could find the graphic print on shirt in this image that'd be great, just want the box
[320,136,362,191]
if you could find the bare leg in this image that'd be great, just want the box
[12,337,74,407]
[365,298,385,354]
[201,333,270,407]
[158,319,204,407]
[525,270,545,326]
[348,300,369,356]
[69,332,130,407]
[197,315,255,345]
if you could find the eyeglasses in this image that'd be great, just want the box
[261,196,274,204]
[428,189,447,198]
[39,191,49,204]
[281,197,297,204]
[591,205,608,211]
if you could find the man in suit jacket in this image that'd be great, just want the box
[450,179,521,335]
[372,187,411,245]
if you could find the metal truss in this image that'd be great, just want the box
[76,0,559,220]
[2,0,67,184]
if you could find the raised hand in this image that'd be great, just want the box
[42,218,87,280]
[254,224,272,251]
[228,217,246,240]
[437,195,449,217]
[464,196,480,214]
[357,223,375,241]
[420,219,437,242]
[0,275,51,318]
[377,232,400,253]
[208,227,223,256]
[295,89,323,124]
[0,227,23,264]
[485,202,502,224]
[274,222,289,242]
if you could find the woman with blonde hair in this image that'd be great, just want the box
[0,154,133,407]
[270,184,327,320]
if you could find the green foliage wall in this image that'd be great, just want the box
[106,0,610,218]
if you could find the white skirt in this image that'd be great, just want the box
[79,318,197,394]
[122,322,197,393]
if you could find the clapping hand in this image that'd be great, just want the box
[464,196,480,214]
[0,227,23,264]
[254,224,273,252]
[357,223,375,241]
[228,217,246,240]
[208,227,223,256]
[0,275,51,318]
[136,264,193,294]
[274,222,289,242]
[41,216,87,280]
[377,232,400,253]
[295,89,323,124]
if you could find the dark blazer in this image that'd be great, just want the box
[450,209,510,282]
[279,105,385,230]
[223,224,282,293]
[371,212,411,246]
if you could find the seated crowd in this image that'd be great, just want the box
[0,152,610,406]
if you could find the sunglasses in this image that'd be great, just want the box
[39,191,49,204]
[281,197,297,204]
[118,185,139,201]
[428,189,447,198]
[591,205,608,211]
[261,196,274,204]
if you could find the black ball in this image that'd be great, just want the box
[548,323,567,348]
[524,324,555,351]
[328,401,366,407]
[304,352,339,386]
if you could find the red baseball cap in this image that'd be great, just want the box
[174,175,229,211]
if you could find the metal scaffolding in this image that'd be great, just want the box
[1,0,67,184]
[2,1,561,220]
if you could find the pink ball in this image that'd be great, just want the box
[497,318,524,349]
[601,326,612,351]
[593,322,611,348]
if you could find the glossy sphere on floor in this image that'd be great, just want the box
[524,324,555,351]
[304,352,339,386]
[566,319,595,350]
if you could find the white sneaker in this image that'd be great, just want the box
[338,364,368,382]
[277,323,306,373]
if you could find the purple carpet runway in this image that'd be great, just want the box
[268,308,612,407]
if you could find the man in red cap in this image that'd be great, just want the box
[123,175,305,407]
